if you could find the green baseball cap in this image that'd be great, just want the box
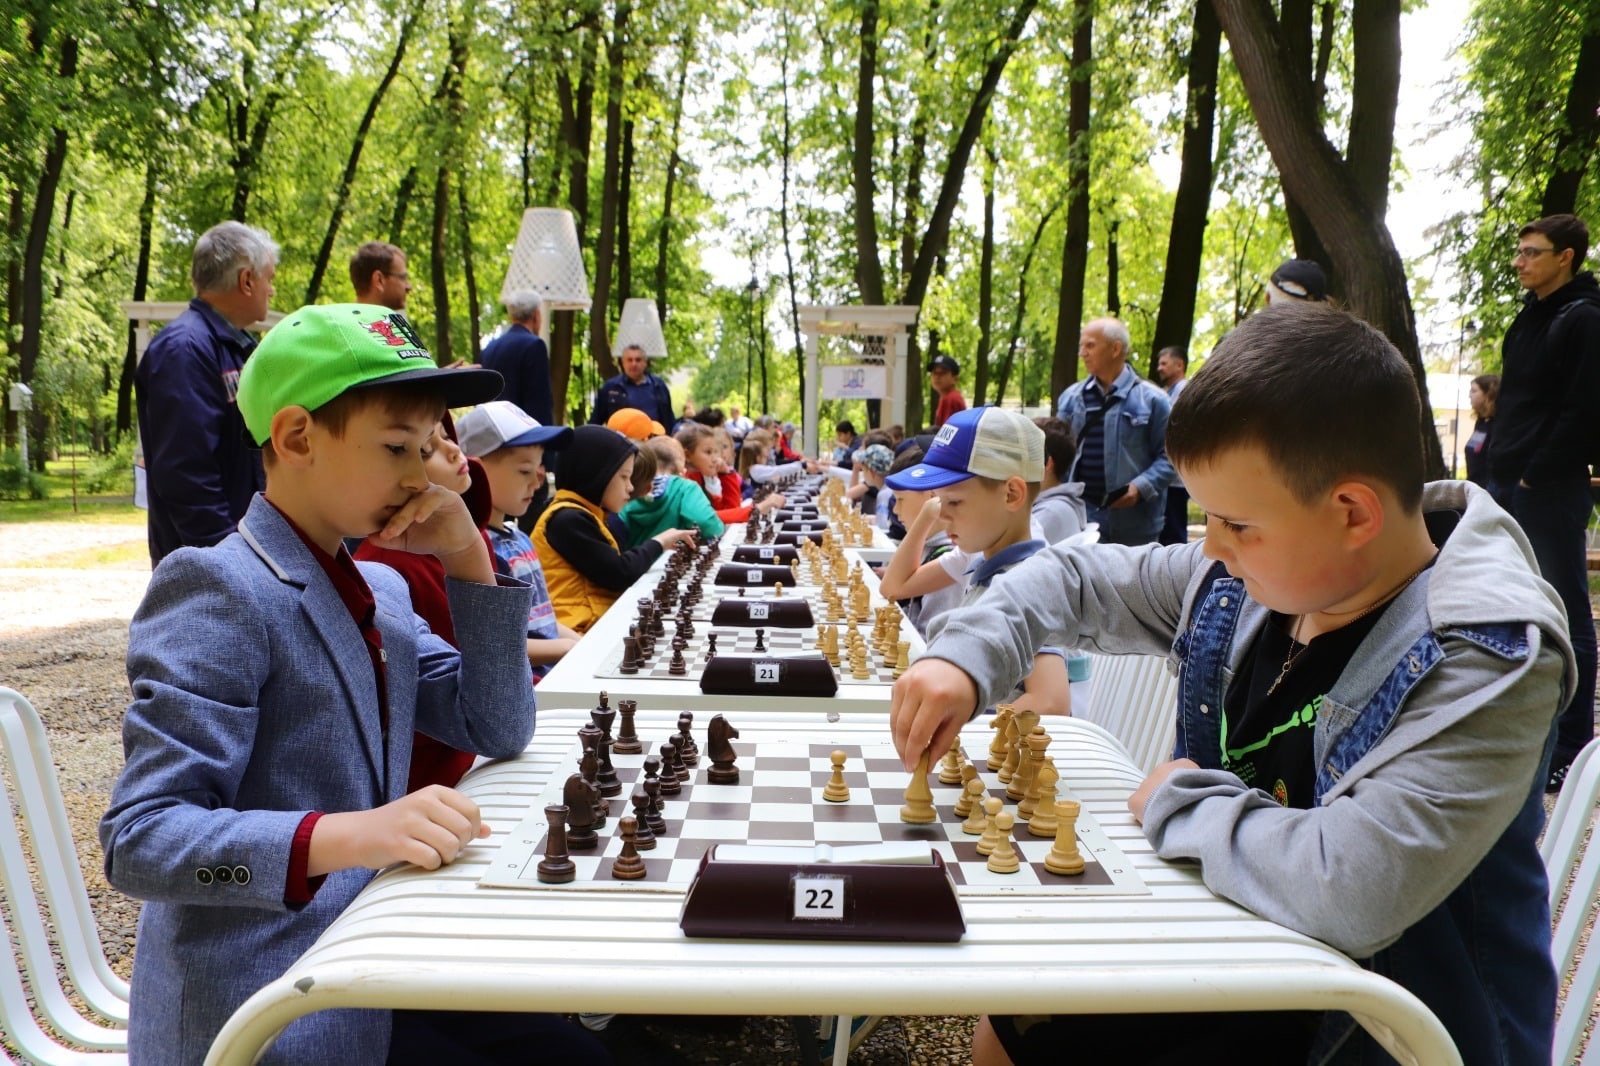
[237,304,504,445]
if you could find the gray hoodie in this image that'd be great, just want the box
[923,480,1574,960]
[1031,481,1087,545]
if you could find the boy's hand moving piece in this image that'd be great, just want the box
[1127,758,1199,824]
[653,527,698,550]
[309,784,488,875]
[890,658,979,770]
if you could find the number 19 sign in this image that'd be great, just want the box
[821,364,888,401]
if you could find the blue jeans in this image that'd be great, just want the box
[1493,474,1598,769]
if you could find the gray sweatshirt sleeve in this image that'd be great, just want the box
[923,539,1208,710]
[1141,628,1564,959]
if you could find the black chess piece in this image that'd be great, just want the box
[706,714,741,784]
[592,720,621,798]
[657,742,683,795]
[668,734,691,781]
[676,713,699,765]
[629,791,657,850]
[668,647,687,676]
[536,804,576,884]
[706,632,719,655]
[753,627,767,653]
[563,774,599,851]
[642,776,667,836]
[620,633,641,675]
[614,699,642,755]
[611,816,647,881]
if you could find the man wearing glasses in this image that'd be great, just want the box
[350,241,412,310]
[1492,213,1600,793]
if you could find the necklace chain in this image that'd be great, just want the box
[1265,553,1437,697]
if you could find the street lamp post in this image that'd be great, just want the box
[744,276,759,411]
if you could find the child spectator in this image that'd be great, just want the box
[849,443,894,524]
[99,304,605,1063]
[1031,416,1087,544]
[891,304,1571,1065]
[455,401,580,677]
[927,354,968,426]
[620,436,725,544]
[890,406,1070,719]
[354,416,498,792]
[533,425,696,632]
[832,419,859,464]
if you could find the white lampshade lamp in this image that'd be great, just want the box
[501,208,591,337]
[612,297,668,360]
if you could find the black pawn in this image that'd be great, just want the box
[614,699,642,755]
[753,627,767,653]
[657,742,683,795]
[668,647,687,675]
[707,633,719,656]
[669,734,691,781]
[629,791,657,850]
[536,804,576,884]
[677,713,699,766]
[611,817,647,881]
[642,777,668,836]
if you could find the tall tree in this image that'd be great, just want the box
[975,144,996,405]
[1049,0,1093,402]
[304,0,422,304]
[587,0,632,376]
[1214,0,1445,477]
[1542,20,1600,216]
[1151,0,1221,357]
[654,33,691,326]
[225,0,328,222]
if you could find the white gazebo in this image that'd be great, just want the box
[796,304,920,457]
[120,302,285,364]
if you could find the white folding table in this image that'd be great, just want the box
[207,709,1459,1066]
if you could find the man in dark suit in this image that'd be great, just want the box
[479,290,554,427]
[590,343,674,427]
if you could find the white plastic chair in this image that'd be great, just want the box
[1080,655,1179,773]
[1542,736,1600,1065]
[0,687,129,1062]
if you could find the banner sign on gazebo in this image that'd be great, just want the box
[820,364,888,400]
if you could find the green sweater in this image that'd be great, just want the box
[620,475,725,546]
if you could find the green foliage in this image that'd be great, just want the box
[0,452,49,501]
[84,435,137,494]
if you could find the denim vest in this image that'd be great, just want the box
[1170,564,1556,1065]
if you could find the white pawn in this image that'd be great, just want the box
[976,795,1004,855]
[823,749,851,803]
[986,811,1021,874]
[960,777,988,835]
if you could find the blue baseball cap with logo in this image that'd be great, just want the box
[884,406,1045,491]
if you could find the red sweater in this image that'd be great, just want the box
[687,468,751,523]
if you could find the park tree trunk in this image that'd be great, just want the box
[389,164,418,243]
[1214,0,1445,478]
[5,183,24,450]
[228,1,321,222]
[458,180,480,360]
[1542,21,1600,216]
[654,36,690,326]
[1152,0,1220,358]
[553,8,600,418]
[618,111,635,303]
[777,13,804,399]
[19,36,77,470]
[975,146,996,405]
[305,0,421,304]
[118,160,158,435]
[1049,0,1092,401]
[852,0,887,307]
[1346,0,1399,218]
[995,203,1059,406]
[1106,219,1121,319]
[429,166,452,363]
[588,0,632,378]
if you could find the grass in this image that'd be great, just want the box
[0,453,144,525]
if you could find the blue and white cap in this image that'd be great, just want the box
[884,406,1045,491]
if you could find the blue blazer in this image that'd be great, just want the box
[100,495,536,1065]
[479,323,555,427]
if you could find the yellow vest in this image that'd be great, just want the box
[531,490,622,634]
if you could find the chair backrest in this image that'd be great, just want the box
[1081,654,1178,773]
[0,687,128,1062]
[1536,729,1600,1062]
[1544,736,1600,1066]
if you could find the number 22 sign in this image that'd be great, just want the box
[792,876,845,920]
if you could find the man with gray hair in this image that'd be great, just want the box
[135,220,277,566]
[1055,317,1175,545]
[479,289,553,427]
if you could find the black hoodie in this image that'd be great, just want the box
[1490,271,1600,487]
[544,426,663,590]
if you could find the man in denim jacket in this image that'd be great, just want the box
[895,304,1571,1065]
[1055,318,1174,545]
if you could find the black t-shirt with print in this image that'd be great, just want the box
[1223,605,1393,809]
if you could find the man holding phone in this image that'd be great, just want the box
[1055,318,1175,545]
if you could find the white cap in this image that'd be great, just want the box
[885,406,1045,490]
[455,400,573,458]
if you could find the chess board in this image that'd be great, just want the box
[593,622,902,685]
[481,739,1147,896]
[684,585,882,626]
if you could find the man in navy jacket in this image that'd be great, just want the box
[479,289,554,427]
[135,221,277,566]
[590,344,674,427]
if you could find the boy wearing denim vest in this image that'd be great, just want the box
[891,304,1573,1066]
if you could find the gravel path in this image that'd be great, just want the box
[2,516,1593,1063]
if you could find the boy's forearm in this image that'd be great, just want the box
[526,635,575,666]
[437,539,495,585]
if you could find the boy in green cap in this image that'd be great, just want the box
[100,305,607,1064]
